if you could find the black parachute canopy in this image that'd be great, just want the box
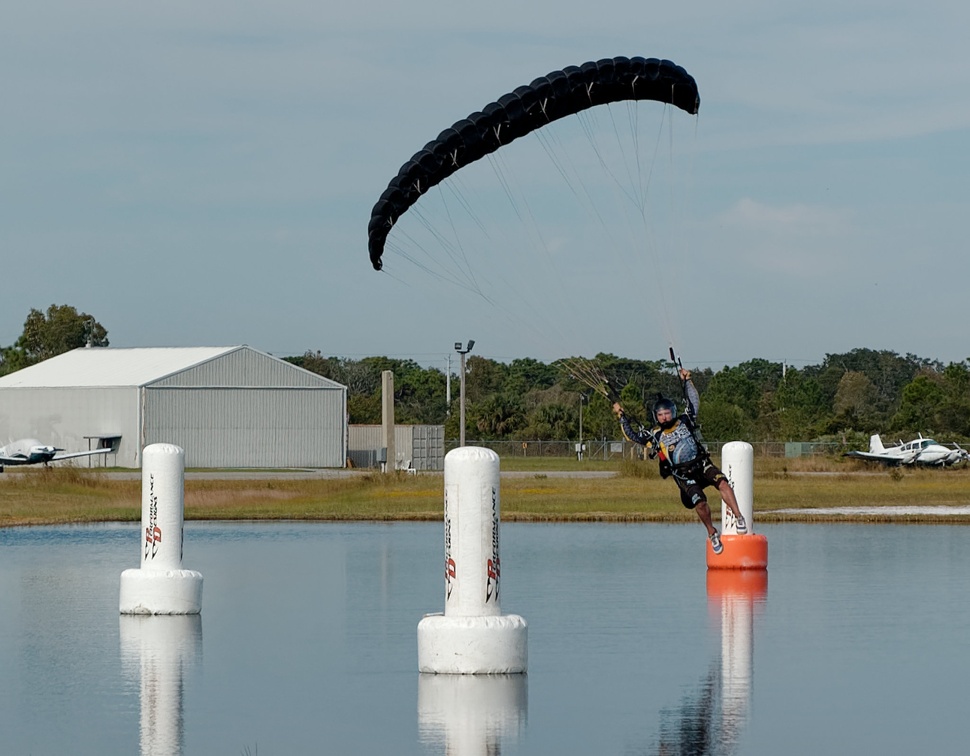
[367,56,700,271]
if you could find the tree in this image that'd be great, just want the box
[891,374,946,434]
[938,362,970,436]
[832,371,880,429]
[474,393,525,438]
[1,304,108,375]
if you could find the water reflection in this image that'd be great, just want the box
[119,615,202,756]
[656,571,766,755]
[417,674,527,755]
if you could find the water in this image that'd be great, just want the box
[1,521,968,755]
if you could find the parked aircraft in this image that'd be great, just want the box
[0,439,113,471]
[845,434,970,467]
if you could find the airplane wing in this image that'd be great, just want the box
[51,448,114,462]
[843,450,918,466]
[0,453,31,465]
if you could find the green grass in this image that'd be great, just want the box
[2,458,970,528]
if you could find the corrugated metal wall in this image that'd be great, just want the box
[151,347,342,389]
[348,425,444,470]
[0,387,140,467]
[410,425,445,470]
[0,348,348,468]
[145,387,346,468]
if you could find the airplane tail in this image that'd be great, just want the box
[869,434,885,453]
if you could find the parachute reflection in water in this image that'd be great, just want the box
[367,56,700,270]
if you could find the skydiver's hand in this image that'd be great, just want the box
[612,402,624,416]
[679,368,691,382]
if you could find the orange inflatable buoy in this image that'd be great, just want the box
[707,533,768,570]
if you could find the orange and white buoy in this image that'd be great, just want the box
[707,441,768,570]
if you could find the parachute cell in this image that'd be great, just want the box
[367,55,699,270]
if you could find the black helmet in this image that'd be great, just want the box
[653,396,678,428]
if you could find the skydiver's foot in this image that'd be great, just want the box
[709,529,723,555]
[735,515,747,534]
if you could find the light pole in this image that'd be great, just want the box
[578,391,588,461]
[455,340,475,447]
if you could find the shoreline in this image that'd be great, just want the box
[3,464,970,528]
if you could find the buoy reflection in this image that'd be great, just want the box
[120,614,202,756]
[656,571,766,755]
[417,673,527,756]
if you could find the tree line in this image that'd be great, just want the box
[287,349,970,448]
[4,305,969,448]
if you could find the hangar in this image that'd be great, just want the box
[0,346,347,468]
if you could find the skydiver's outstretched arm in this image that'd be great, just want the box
[680,368,700,420]
[613,403,659,449]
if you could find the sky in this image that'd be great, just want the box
[3,1,969,373]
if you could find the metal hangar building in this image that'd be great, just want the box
[0,346,347,468]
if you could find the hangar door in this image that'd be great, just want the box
[144,387,345,468]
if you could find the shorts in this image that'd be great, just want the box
[673,460,727,510]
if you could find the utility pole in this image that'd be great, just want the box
[455,340,475,447]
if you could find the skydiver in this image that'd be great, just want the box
[612,368,746,554]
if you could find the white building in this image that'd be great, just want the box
[0,346,347,468]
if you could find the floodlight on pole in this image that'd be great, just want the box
[455,340,475,447]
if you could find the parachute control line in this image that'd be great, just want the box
[707,441,768,570]
[120,444,203,614]
[418,447,528,674]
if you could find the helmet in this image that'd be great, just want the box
[653,396,678,428]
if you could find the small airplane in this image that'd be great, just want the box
[0,439,114,472]
[845,434,970,467]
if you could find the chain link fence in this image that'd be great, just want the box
[444,439,843,459]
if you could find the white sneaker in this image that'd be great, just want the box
[735,515,747,534]
[709,530,723,555]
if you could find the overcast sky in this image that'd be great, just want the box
[3,1,968,372]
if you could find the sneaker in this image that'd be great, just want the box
[709,530,723,555]
[735,515,747,534]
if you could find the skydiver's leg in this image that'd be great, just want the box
[679,482,717,537]
[717,478,743,519]
[695,499,717,537]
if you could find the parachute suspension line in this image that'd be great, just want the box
[634,102,678,354]
[530,125,623,253]
[440,148,574,351]
[604,102,642,210]
[443,175,496,240]
[485,149,563,282]
[576,109,639,208]
[666,110,701,358]
[384,230,495,302]
[406,200,483,295]
[588,103,660,282]
[435,182,485,296]
[628,101,645,211]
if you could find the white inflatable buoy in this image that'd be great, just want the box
[710,441,768,570]
[119,443,203,614]
[418,447,527,674]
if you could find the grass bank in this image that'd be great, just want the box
[2,456,970,528]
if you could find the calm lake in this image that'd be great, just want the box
[1,520,968,755]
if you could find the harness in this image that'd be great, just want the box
[653,414,711,480]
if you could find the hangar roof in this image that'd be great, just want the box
[0,346,262,388]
